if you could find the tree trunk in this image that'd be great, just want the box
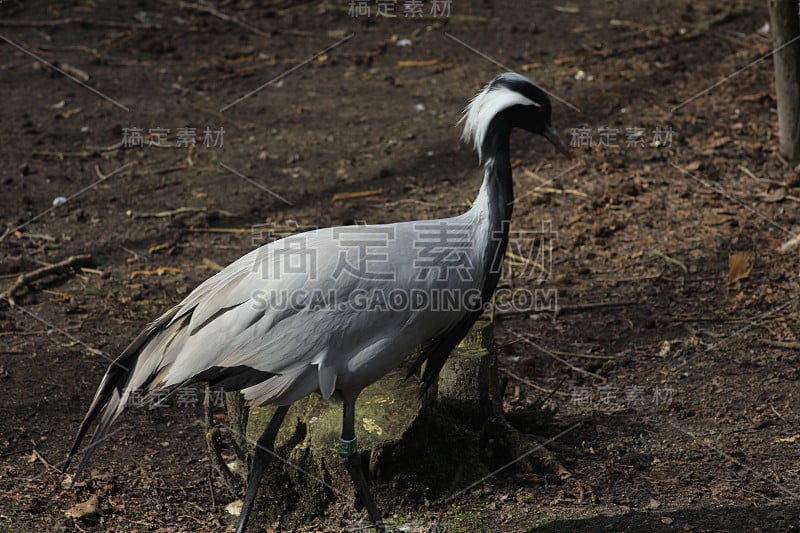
[769,0,800,161]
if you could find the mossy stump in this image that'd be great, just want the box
[212,320,545,528]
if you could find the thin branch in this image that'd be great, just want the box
[0,254,93,305]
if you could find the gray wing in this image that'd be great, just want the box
[126,218,485,406]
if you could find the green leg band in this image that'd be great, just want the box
[338,436,358,457]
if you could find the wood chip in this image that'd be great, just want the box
[397,59,440,68]
[553,56,578,65]
[709,136,731,149]
[59,63,89,81]
[332,189,383,202]
[735,92,774,103]
[58,107,81,119]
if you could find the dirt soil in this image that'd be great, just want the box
[2,0,800,531]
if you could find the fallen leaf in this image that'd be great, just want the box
[65,495,101,520]
[225,499,243,516]
[727,252,754,284]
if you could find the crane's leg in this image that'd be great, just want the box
[340,399,385,533]
[235,405,289,533]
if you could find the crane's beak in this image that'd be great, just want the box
[543,125,573,160]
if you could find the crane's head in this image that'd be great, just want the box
[461,72,572,162]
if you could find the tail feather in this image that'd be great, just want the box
[65,307,180,478]
[406,310,482,396]
[68,385,124,483]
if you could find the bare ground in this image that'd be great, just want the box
[1,0,800,531]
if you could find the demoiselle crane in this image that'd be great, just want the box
[65,72,571,532]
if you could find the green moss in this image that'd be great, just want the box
[237,321,542,529]
[244,370,492,528]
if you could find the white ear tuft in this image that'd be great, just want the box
[460,74,539,162]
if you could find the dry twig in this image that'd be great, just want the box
[0,254,93,305]
[131,206,206,219]
[129,267,183,280]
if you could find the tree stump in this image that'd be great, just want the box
[210,320,560,528]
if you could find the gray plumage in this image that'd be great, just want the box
[66,72,570,532]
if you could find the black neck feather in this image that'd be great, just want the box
[407,113,518,395]
[480,116,515,302]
